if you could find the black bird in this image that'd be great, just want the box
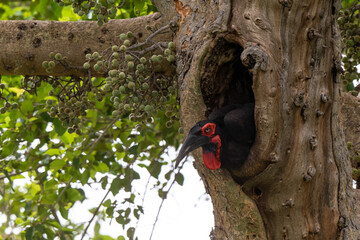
[175,103,255,171]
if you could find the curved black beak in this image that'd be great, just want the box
[175,134,209,168]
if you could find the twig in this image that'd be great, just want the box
[134,42,168,56]
[0,159,57,181]
[148,158,187,240]
[80,187,111,240]
[135,175,152,231]
[50,206,67,239]
[85,116,119,153]
[56,176,74,205]
[127,24,171,51]
[116,0,126,9]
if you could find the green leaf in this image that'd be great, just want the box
[103,199,111,208]
[59,205,69,219]
[100,176,108,190]
[87,109,98,126]
[49,159,66,172]
[41,192,58,204]
[106,206,114,217]
[175,173,184,186]
[346,82,355,91]
[110,177,122,196]
[72,157,80,167]
[128,144,138,155]
[66,188,84,202]
[40,112,52,122]
[1,140,16,157]
[20,100,34,115]
[125,168,140,180]
[45,148,64,156]
[158,189,167,199]
[148,160,162,178]
[61,131,75,144]
[44,179,58,190]
[94,162,109,172]
[164,170,172,180]
[24,201,32,214]
[53,118,66,136]
[127,227,135,238]
[45,220,61,229]
[80,169,90,185]
[15,217,24,225]
[3,169,13,187]
[9,87,24,97]
[94,221,100,234]
[25,226,35,240]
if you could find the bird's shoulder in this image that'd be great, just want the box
[208,104,249,121]
[211,103,255,144]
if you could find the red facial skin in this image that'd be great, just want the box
[201,123,216,137]
[201,123,221,170]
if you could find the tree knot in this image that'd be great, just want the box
[293,90,305,107]
[279,0,293,8]
[303,166,316,181]
[309,135,318,150]
[240,43,269,72]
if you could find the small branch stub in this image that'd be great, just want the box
[240,43,269,72]
[303,166,316,181]
[307,28,323,41]
[314,223,321,234]
[279,0,292,8]
[309,135,318,150]
[282,198,295,208]
[301,102,310,121]
[269,152,279,163]
[338,216,347,229]
[254,18,267,30]
[294,91,305,107]
[316,110,324,117]
[320,93,330,103]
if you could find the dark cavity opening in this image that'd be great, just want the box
[201,39,254,116]
[253,187,262,196]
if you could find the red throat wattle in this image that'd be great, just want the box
[202,135,221,170]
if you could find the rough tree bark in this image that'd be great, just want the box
[1,0,360,239]
[0,13,171,77]
[170,0,360,239]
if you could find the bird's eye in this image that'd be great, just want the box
[201,123,216,136]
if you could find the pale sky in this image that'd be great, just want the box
[70,156,214,240]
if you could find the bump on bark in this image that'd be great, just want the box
[320,93,330,103]
[240,43,269,72]
[293,91,305,107]
[309,135,318,150]
[303,166,316,181]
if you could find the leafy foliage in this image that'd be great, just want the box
[338,1,360,95]
[339,0,360,186]
[0,1,183,239]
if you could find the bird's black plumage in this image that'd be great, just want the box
[176,103,255,171]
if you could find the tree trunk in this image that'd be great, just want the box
[174,0,360,239]
[1,1,360,239]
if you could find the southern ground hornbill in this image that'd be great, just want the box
[175,103,255,174]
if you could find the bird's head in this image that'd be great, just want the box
[175,120,222,170]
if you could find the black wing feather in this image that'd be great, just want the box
[223,103,255,144]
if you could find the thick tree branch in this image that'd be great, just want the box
[0,13,173,77]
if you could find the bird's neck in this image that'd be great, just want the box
[202,135,221,170]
